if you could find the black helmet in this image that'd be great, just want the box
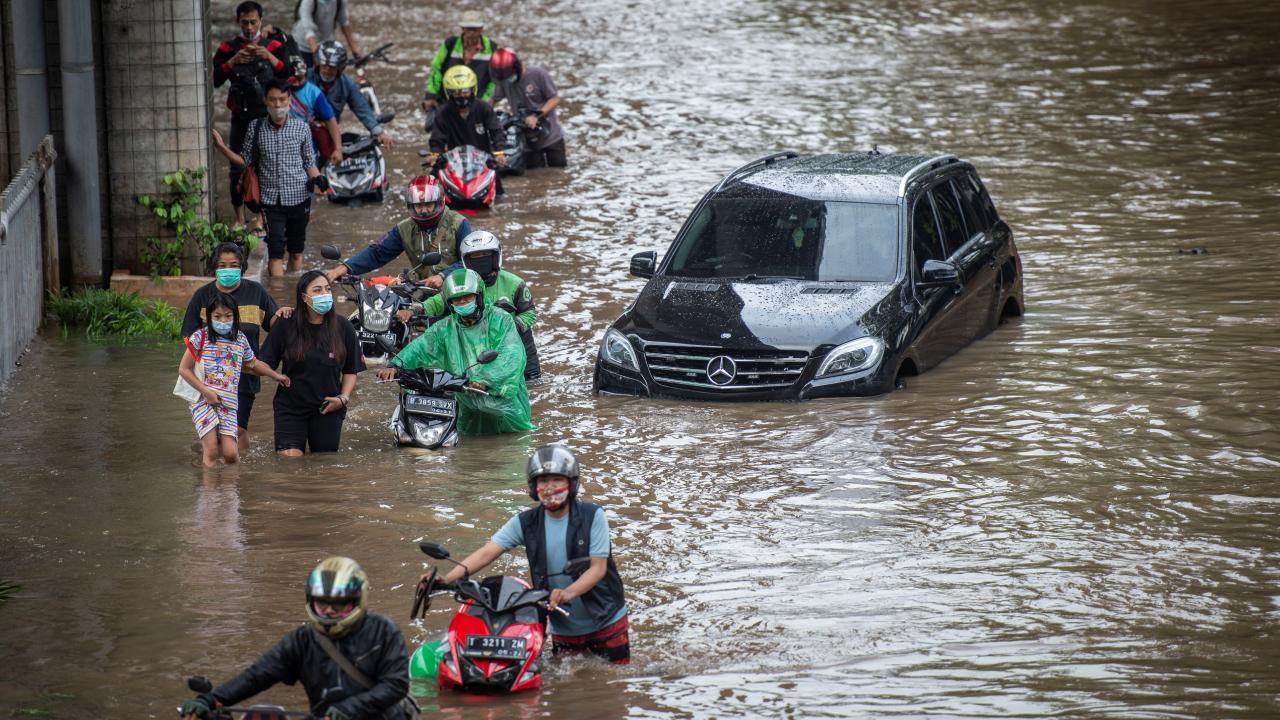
[526,444,580,502]
[316,40,349,71]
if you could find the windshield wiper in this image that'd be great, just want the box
[736,274,804,281]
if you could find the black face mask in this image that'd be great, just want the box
[454,96,472,110]
[466,256,498,281]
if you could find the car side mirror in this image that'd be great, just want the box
[629,251,656,279]
[562,557,592,578]
[376,111,396,125]
[918,259,960,287]
[321,245,343,261]
[419,542,450,560]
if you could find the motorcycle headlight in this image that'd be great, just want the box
[598,328,638,371]
[816,337,884,378]
[364,305,391,332]
[411,419,447,446]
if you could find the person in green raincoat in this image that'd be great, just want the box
[377,268,534,434]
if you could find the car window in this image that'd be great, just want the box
[968,174,999,227]
[666,191,898,282]
[930,183,967,256]
[911,195,944,276]
[952,176,989,238]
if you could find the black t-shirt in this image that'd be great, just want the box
[428,100,505,154]
[258,315,364,412]
[181,281,279,394]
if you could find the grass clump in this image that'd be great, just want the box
[47,288,181,340]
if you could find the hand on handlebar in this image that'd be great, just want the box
[376,367,398,382]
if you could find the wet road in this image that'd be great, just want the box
[3,0,1280,717]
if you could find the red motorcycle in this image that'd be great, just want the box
[411,542,588,693]
[421,146,498,214]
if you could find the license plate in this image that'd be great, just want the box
[359,330,397,344]
[463,635,526,661]
[406,395,455,416]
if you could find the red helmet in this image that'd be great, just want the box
[405,175,445,229]
[490,48,520,83]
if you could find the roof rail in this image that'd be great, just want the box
[897,154,959,197]
[714,151,801,192]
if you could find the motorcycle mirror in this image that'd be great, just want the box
[419,251,442,267]
[376,111,396,125]
[320,245,342,261]
[376,334,399,355]
[476,350,499,364]
[562,557,592,578]
[419,542,451,560]
[187,676,214,693]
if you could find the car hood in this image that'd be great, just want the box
[621,277,893,349]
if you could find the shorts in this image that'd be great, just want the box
[273,402,346,453]
[236,390,255,430]
[192,388,240,439]
[551,614,630,664]
[263,199,311,259]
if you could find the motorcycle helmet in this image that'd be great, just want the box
[288,54,308,86]
[316,40,349,74]
[442,65,478,108]
[526,444,580,504]
[305,556,368,638]
[442,268,485,318]
[489,48,521,83]
[405,175,446,230]
[460,230,502,284]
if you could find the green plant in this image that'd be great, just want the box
[46,288,181,340]
[138,168,257,279]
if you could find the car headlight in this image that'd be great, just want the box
[364,305,391,332]
[816,337,884,377]
[598,328,639,371]
[411,419,447,446]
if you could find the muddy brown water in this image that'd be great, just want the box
[3,0,1279,717]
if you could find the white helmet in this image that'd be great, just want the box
[459,230,502,282]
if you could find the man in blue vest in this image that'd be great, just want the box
[432,445,631,663]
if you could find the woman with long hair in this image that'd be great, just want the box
[258,270,364,455]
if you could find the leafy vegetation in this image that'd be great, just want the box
[138,168,258,279]
[46,288,181,340]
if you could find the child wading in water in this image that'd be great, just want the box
[179,294,290,466]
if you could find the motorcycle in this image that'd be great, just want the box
[379,338,498,450]
[495,110,527,177]
[325,111,394,203]
[320,244,440,365]
[408,542,590,693]
[421,146,498,213]
[181,676,314,719]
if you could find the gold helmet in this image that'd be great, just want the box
[442,65,478,102]
[305,556,368,638]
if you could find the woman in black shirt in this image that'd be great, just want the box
[259,271,364,455]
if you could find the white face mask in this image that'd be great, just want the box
[268,106,289,122]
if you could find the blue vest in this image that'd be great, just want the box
[518,500,626,631]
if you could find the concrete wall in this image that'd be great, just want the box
[100,0,210,275]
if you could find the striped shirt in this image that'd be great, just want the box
[241,116,316,206]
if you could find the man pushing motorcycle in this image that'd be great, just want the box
[376,269,534,435]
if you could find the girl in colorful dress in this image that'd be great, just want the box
[179,294,291,467]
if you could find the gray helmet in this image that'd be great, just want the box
[526,444,580,502]
[316,40,349,71]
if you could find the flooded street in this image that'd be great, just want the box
[3,0,1280,716]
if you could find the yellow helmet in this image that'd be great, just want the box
[305,556,368,638]
[442,65,478,98]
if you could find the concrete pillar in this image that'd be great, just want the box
[58,0,105,285]
[11,0,52,157]
[100,0,210,276]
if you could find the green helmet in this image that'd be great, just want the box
[305,556,368,638]
[442,268,485,316]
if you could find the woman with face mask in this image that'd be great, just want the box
[179,294,291,467]
[257,271,365,456]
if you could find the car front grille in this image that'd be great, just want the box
[642,342,810,391]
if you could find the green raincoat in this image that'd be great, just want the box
[391,307,534,435]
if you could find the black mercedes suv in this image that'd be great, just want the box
[592,151,1024,400]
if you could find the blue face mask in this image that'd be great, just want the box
[212,319,234,336]
[215,268,242,288]
[310,293,334,314]
[453,301,477,317]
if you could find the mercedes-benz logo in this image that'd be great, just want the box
[706,355,737,386]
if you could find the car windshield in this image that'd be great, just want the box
[666,190,899,282]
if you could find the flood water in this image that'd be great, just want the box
[3,0,1280,717]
